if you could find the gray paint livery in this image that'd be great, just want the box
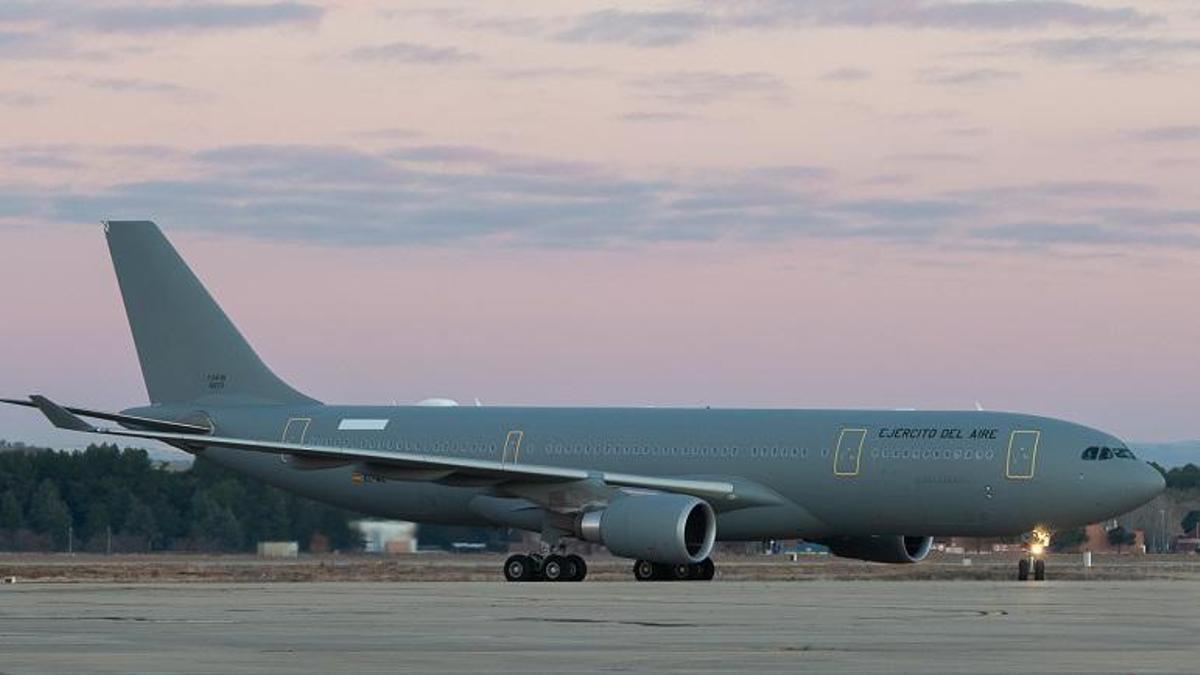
[9,222,1165,576]
[127,403,1162,541]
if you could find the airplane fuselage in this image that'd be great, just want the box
[131,403,1163,541]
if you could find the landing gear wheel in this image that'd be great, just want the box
[1034,559,1046,581]
[542,554,569,582]
[504,554,536,582]
[696,558,716,581]
[566,554,587,582]
[1017,558,1030,581]
[670,564,693,581]
[633,559,659,581]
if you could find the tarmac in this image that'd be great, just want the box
[3,580,1199,673]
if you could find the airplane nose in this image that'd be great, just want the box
[1134,463,1166,503]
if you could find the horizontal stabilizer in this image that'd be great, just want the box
[1,397,212,434]
[28,395,98,432]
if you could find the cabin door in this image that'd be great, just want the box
[834,428,867,477]
[501,430,524,464]
[281,417,311,444]
[1005,430,1040,479]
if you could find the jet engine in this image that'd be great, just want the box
[576,494,716,565]
[820,535,933,564]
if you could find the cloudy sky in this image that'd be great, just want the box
[2,0,1199,446]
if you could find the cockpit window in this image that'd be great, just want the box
[1082,446,1137,461]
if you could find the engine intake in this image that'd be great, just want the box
[577,494,716,565]
[820,535,933,564]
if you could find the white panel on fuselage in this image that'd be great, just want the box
[338,419,390,431]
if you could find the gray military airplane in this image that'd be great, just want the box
[5,221,1165,582]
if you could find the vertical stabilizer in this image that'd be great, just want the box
[104,221,318,406]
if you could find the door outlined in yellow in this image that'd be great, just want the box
[502,430,524,464]
[1005,430,1040,480]
[281,417,311,444]
[834,428,868,477]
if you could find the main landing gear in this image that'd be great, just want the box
[503,553,588,582]
[632,558,716,582]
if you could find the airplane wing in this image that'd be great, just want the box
[15,396,778,509]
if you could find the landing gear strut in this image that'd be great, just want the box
[633,558,716,581]
[503,553,587,582]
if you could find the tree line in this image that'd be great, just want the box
[1152,463,1200,490]
[0,442,362,553]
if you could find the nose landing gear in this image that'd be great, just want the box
[1017,526,1051,581]
[1016,557,1046,581]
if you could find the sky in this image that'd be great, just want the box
[1,0,1200,447]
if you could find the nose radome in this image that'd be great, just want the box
[1134,463,1166,503]
[1149,464,1166,493]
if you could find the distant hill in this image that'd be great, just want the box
[1131,441,1200,469]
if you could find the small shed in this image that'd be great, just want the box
[257,541,300,558]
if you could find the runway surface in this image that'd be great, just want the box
[2,581,1198,673]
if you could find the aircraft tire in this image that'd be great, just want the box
[633,559,659,581]
[1034,559,1046,581]
[542,555,569,582]
[566,554,587,582]
[670,564,693,581]
[696,558,716,581]
[504,554,536,582]
[1017,558,1030,581]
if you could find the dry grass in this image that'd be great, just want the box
[2,551,1198,583]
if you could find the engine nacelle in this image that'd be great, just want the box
[577,494,716,564]
[820,535,933,564]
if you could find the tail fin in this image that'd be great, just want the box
[104,221,318,406]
